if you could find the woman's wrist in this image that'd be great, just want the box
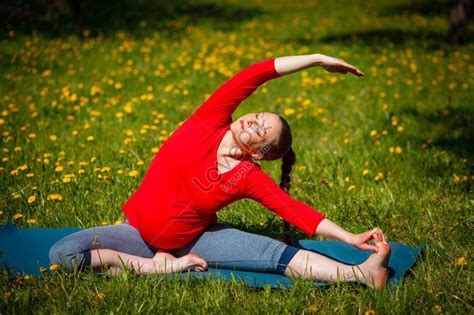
[314,218,355,244]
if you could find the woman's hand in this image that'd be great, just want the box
[348,228,386,252]
[317,54,364,76]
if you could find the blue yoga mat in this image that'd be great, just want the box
[0,224,423,288]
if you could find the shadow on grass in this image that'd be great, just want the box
[1,0,264,39]
[401,105,474,166]
[317,29,454,50]
[380,0,473,20]
[290,0,471,49]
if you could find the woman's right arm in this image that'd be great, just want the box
[274,53,364,77]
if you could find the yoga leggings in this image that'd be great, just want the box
[49,223,300,274]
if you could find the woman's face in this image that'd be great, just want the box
[230,112,282,155]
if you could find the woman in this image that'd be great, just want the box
[50,53,391,289]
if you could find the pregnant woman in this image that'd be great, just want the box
[50,53,391,289]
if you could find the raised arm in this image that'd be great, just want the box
[274,53,364,77]
[193,59,280,128]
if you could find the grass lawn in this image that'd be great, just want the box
[1,0,473,313]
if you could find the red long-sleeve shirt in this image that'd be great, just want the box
[122,58,325,249]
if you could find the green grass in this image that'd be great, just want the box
[1,0,473,313]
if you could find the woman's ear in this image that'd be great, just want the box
[251,151,264,160]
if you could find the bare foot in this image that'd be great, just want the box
[178,253,208,272]
[358,231,391,289]
[153,252,208,273]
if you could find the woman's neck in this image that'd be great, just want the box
[218,130,247,160]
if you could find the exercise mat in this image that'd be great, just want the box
[0,224,423,288]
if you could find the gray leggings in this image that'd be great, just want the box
[49,223,299,274]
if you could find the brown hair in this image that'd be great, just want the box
[261,115,296,192]
[260,115,296,244]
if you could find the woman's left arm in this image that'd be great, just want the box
[274,53,364,77]
[315,218,383,252]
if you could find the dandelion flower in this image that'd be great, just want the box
[284,108,295,116]
[455,256,467,266]
[27,195,36,203]
[128,170,138,177]
[49,264,58,271]
[47,193,64,201]
[453,174,460,184]
[27,218,37,225]
[49,135,57,141]
[13,213,24,220]
[374,172,384,182]
[362,169,370,176]
[347,185,356,191]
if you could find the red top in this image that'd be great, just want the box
[122,58,326,249]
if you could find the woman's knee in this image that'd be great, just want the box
[49,236,88,271]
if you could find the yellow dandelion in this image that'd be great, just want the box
[47,193,64,201]
[391,116,398,126]
[374,172,384,182]
[114,82,123,89]
[27,218,37,225]
[116,169,123,175]
[362,169,370,176]
[128,170,138,177]
[344,177,350,182]
[49,264,58,271]
[27,195,36,203]
[364,310,376,315]
[0,118,4,126]
[28,133,36,139]
[39,267,47,273]
[453,174,460,184]
[55,165,63,172]
[116,111,124,118]
[284,108,295,116]
[101,221,108,226]
[13,213,24,220]
[49,134,57,141]
[137,160,144,166]
[347,185,356,191]
[97,292,106,302]
[395,146,402,154]
[397,125,404,133]
[114,219,122,225]
[455,256,467,266]
[86,136,94,142]
[151,147,159,153]
[370,130,377,137]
